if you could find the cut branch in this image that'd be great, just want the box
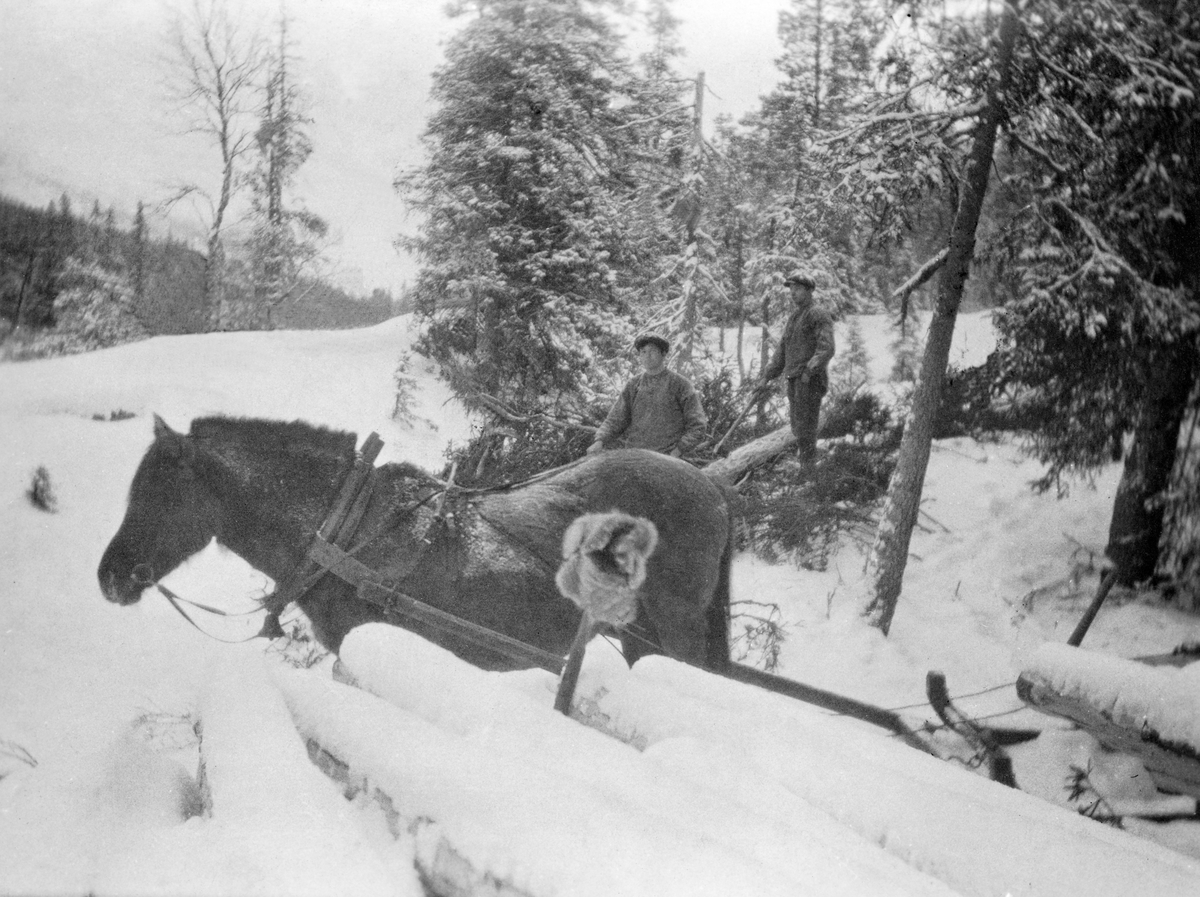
[475,393,596,435]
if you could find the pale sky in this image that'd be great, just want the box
[0,0,786,294]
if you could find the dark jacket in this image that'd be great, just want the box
[764,303,836,381]
[594,369,708,454]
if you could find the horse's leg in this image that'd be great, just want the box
[299,582,381,655]
[704,530,734,673]
[621,590,712,670]
[648,597,712,668]
[633,530,729,671]
[619,609,661,667]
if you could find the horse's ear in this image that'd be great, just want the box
[153,414,195,464]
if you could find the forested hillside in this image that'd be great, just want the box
[0,194,393,359]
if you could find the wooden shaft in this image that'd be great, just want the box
[554,613,596,715]
[1067,568,1119,647]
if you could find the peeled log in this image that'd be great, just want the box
[702,425,796,484]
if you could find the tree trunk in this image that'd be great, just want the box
[1106,344,1199,584]
[861,6,1019,635]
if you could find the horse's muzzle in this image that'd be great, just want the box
[99,563,153,605]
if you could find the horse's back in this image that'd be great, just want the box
[482,449,730,551]
[480,450,733,667]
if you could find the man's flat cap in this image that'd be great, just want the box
[634,333,670,353]
[785,271,816,288]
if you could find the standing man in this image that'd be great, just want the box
[587,333,707,459]
[761,272,836,464]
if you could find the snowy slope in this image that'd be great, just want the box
[2,312,1200,895]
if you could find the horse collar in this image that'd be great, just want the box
[269,432,385,612]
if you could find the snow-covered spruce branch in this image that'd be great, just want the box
[1054,100,1104,146]
[610,105,693,131]
[817,100,986,146]
[1025,39,1090,90]
[1011,132,1070,178]
[854,74,940,118]
[1044,254,1095,298]
[699,265,730,302]
[1091,29,1193,88]
[1044,198,1139,280]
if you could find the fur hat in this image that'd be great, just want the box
[633,333,670,354]
[785,271,816,289]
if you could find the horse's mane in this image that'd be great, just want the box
[186,416,358,499]
[189,415,355,454]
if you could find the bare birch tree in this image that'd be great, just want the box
[164,0,262,329]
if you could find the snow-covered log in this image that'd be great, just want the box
[192,651,402,897]
[329,624,958,897]
[702,424,795,483]
[565,650,1200,897]
[275,663,812,897]
[1018,643,1200,799]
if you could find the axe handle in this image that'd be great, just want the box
[714,385,769,454]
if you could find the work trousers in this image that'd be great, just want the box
[787,372,826,461]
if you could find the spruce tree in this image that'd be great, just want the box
[399,0,649,409]
[994,0,1200,587]
[247,12,325,326]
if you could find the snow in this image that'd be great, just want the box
[3,311,1200,895]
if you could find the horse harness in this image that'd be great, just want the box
[267,432,568,673]
[156,432,654,668]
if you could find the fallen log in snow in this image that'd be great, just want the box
[330,624,958,897]
[702,427,886,485]
[702,424,795,483]
[192,651,402,897]
[1018,643,1200,799]
[272,660,827,897]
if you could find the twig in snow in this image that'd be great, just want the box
[0,739,37,770]
[919,508,952,534]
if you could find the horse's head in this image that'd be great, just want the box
[99,415,224,605]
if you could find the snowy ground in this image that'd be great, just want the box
[2,313,1200,895]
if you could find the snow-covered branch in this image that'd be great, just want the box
[610,105,692,131]
[890,248,948,316]
[819,100,986,147]
[1010,132,1070,177]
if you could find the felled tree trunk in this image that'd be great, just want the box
[702,424,796,484]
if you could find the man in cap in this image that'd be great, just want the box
[761,272,836,464]
[587,333,708,458]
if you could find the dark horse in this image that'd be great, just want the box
[99,415,734,671]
